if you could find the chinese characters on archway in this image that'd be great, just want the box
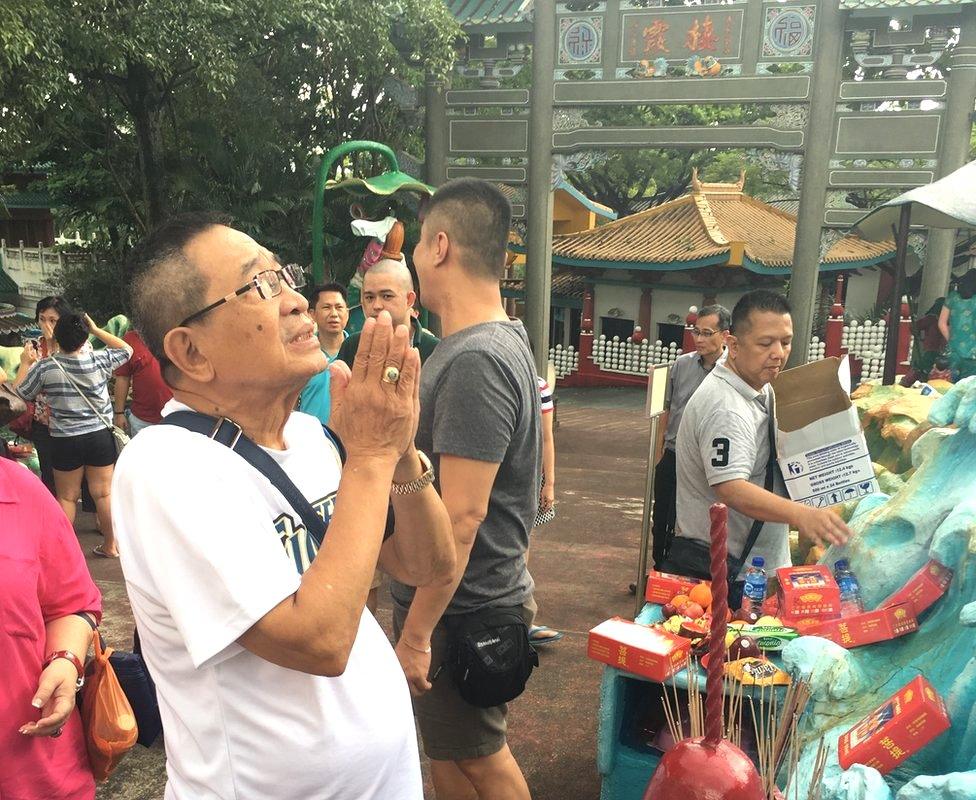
[626,11,740,61]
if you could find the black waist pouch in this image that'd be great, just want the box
[445,606,539,708]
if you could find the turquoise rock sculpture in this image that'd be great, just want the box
[781,377,976,799]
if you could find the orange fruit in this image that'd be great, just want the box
[689,583,712,610]
[671,594,692,610]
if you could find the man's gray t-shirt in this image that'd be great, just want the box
[673,363,791,570]
[663,350,725,451]
[391,320,540,614]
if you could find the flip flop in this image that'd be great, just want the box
[92,545,120,559]
[529,625,564,645]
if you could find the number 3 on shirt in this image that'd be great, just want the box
[711,437,730,468]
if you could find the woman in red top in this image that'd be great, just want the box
[0,454,102,799]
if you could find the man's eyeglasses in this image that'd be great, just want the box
[692,327,721,338]
[180,264,306,326]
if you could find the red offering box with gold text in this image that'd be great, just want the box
[805,602,918,648]
[588,617,691,682]
[781,613,839,633]
[880,560,953,616]
[838,675,951,774]
[776,565,841,618]
[644,571,708,605]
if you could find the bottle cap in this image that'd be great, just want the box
[752,557,765,567]
[835,559,849,570]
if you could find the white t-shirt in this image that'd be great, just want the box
[112,401,421,800]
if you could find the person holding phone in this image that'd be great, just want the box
[9,296,72,494]
[16,312,132,556]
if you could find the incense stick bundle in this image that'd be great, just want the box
[806,736,828,800]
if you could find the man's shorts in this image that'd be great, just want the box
[392,600,535,762]
[50,429,116,471]
[371,568,383,591]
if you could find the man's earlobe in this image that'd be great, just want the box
[164,329,214,383]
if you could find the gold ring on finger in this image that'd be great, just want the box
[382,366,401,385]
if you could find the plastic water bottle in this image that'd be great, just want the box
[742,557,767,615]
[834,559,865,616]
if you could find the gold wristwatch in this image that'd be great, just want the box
[391,450,435,496]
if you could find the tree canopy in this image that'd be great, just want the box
[1,0,459,315]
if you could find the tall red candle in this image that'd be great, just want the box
[704,503,729,746]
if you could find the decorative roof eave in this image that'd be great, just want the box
[450,0,533,28]
[548,251,732,272]
[508,241,893,276]
[555,180,618,221]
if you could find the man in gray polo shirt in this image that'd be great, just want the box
[651,304,729,568]
[663,290,851,600]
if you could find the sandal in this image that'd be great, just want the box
[92,544,120,559]
[529,625,564,645]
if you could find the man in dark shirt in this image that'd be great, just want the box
[336,258,439,367]
[651,304,728,568]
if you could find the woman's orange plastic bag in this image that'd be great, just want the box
[81,630,138,781]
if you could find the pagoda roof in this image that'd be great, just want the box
[502,271,586,301]
[448,0,532,27]
[542,171,895,275]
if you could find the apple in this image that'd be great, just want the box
[732,609,760,625]
[728,636,762,660]
[682,602,705,620]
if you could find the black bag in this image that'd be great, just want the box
[446,607,539,709]
[109,640,163,748]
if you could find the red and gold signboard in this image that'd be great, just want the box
[620,8,745,64]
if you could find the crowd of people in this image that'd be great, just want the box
[1,176,862,800]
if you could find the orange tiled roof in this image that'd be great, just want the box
[550,171,894,272]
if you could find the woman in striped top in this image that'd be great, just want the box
[16,313,132,557]
[528,377,563,644]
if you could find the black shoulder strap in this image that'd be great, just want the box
[161,411,328,545]
[728,399,778,583]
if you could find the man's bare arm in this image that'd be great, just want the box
[238,455,398,676]
[378,447,456,587]
[237,314,420,677]
[713,478,851,548]
[395,455,500,695]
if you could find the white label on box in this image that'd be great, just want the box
[779,436,879,507]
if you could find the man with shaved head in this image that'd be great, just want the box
[111,212,454,799]
[394,179,540,800]
[337,257,439,368]
[337,257,440,613]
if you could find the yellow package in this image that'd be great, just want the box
[725,657,791,686]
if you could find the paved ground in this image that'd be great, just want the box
[82,387,651,800]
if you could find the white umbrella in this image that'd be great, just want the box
[851,159,976,384]
[853,160,976,241]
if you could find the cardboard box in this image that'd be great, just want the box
[838,675,951,774]
[880,559,953,616]
[644,570,708,605]
[588,617,691,682]
[806,602,918,648]
[776,565,841,618]
[772,357,879,508]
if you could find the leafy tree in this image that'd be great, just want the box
[569,103,791,213]
[1,0,459,292]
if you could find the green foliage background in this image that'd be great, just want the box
[1,0,460,317]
